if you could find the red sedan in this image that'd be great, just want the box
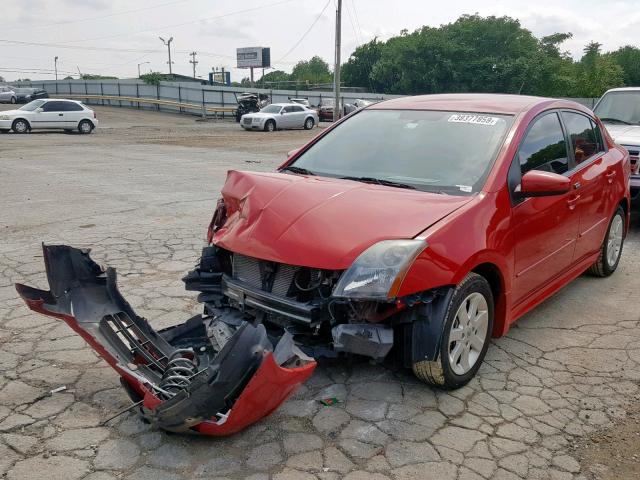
[17,94,630,436]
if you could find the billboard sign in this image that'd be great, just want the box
[236,47,271,69]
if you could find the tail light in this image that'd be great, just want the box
[629,149,639,174]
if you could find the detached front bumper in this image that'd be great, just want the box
[15,245,315,436]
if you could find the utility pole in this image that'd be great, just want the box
[54,56,58,80]
[159,36,174,75]
[333,0,342,122]
[137,61,150,78]
[189,51,198,78]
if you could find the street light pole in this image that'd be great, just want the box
[159,37,174,75]
[333,0,342,122]
[54,56,59,81]
[137,61,150,78]
[189,51,198,78]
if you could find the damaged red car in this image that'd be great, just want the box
[17,94,631,435]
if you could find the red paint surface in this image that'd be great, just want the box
[213,94,631,337]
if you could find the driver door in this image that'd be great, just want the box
[280,106,296,128]
[35,101,67,129]
[511,111,580,306]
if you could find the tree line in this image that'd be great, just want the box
[261,14,639,98]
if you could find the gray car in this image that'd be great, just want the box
[0,86,17,104]
[241,103,319,132]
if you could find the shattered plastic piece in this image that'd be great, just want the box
[319,397,340,406]
[15,244,315,436]
[50,386,67,394]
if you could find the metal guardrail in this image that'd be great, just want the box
[51,93,236,119]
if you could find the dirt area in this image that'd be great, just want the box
[576,402,640,479]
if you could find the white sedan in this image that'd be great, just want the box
[241,103,319,132]
[0,98,98,134]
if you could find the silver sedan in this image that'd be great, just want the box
[241,103,319,132]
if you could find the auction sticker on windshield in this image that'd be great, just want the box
[448,114,500,126]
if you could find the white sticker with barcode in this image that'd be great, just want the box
[448,114,499,126]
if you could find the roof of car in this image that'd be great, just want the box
[370,93,581,115]
[270,103,308,107]
[602,87,640,93]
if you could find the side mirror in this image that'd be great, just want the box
[516,170,571,198]
[35,107,43,113]
[281,111,286,115]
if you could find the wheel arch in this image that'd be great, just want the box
[470,262,508,338]
[12,117,31,130]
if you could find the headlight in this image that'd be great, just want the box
[332,239,427,299]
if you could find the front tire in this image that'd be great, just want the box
[264,120,276,132]
[412,273,494,389]
[304,117,315,130]
[588,206,625,277]
[78,120,93,134]
[10,97,16,104]
[11,119,29,134]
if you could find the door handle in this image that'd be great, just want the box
[605,170,616,184]
[567,194,581,210]
[58,113,63,116]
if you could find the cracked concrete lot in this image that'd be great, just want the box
[1,105,639,480]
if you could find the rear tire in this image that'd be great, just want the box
[264,120,275,132]
[412,273,493,389]
[78,120,93,134]
[588,206,625,277]
[304,117,315,130]
[10,97,16,104]
[11,119,29,134]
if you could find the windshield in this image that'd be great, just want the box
[287,109,513,194]
[594,91,640,125]
[19,100,46,111]
[260,105,282,114]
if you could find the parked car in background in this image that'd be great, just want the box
[317,98,336,122]
[0,86,17,104]
[241,103,318,132]
[289,98,311,107]
[235,92,269,122]
[594,87,640,202]
[0,99,98,134]
[12,87,49,103]
[344,98,374,115]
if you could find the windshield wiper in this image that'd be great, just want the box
[281,166,316,175]
[340,176,416,190]
[599,117,633,125]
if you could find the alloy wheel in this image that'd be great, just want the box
[606,213,623,267]
[448,292,489,375]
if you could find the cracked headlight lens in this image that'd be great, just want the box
[332,239,427,299]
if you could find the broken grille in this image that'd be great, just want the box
[232,253,298,297]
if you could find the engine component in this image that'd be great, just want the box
[332,323,394,359]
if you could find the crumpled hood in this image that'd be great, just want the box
[603,124,640,146]
[212,170,473,269]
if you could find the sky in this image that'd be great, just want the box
[2,0,640,82]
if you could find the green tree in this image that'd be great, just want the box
[341,39,383,90]
[259,70,291,88]
[140,72,164,86]
[573,42,624,97]
[608,46,640,86]
[290,56,332,85]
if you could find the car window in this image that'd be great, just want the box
[65,102,83,111]
[289,109,514,194]
[291,106,304,112]
[518,113,569,175]
[42,101,65,112]
[282,106,294,113]
[561,111,603,165]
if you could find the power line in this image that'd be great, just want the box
[3,0,192,31]
[277,0,332,63]
[52,0,296,45]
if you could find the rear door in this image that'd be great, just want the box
[512,111,580,305]
[560,111,611,262]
